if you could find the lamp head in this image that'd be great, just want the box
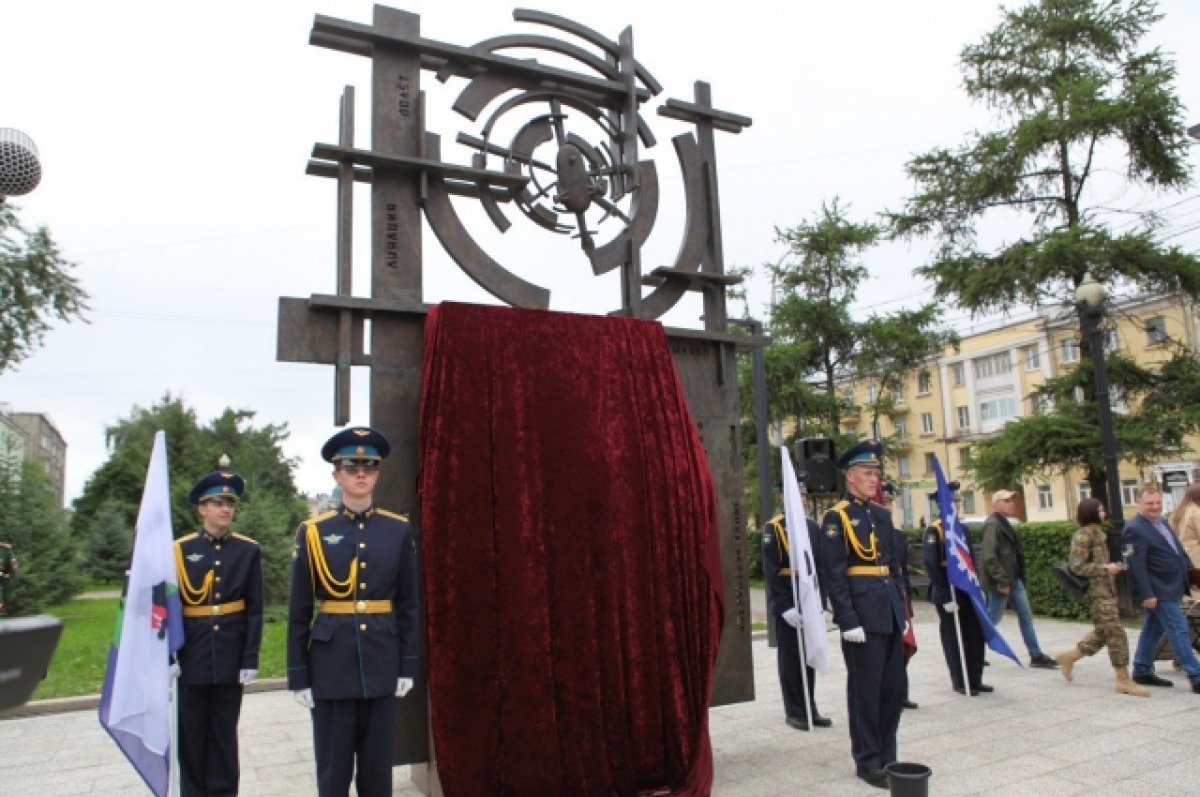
[1075,272,1105,311]
[0,129,42,199]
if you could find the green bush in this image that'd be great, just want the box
[1012,521,1090,621]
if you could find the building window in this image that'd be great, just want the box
[923,452,936,473]
[973,352,1013,379]
[1121,479,1139,508]
[952,363,965,385]
[962,491,976,515]
[866,385,879,403]
[1037,484,1053,509]
[956,405,970,430]
[959,447,972,469]
[917,371,932,395]
[979,396,1019,421]
[1030,393,1047,415]
[1060,339,1079,363]
[898,456,910,477]
[894,418,907,440]
[921,412,935,434]
[1145,315,1167,345]
[1023,345,1040,370]
[1104,328,1119,353]
[1077,483,1092,502]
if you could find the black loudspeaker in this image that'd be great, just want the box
[795,438,838,495]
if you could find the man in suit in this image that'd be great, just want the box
[288,426,421,796]
[175,459,264,797]
[923,483,990,695]
[762,483,832,731]
[819,440,907,789]
[979,489,1058,669]
[1122,484,1200,693]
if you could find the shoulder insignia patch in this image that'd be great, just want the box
[824,524,840,538]
[186,553,204,563]
[322,533,344,545]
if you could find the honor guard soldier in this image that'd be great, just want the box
[174,458,264,797]
[922,482,991,696]
[819,440,907,789]
[0,541,15,614]
[288,426,420,797]
[762,481,832,731]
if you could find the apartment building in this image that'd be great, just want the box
[838,294,1200,528]
[2,409,68,506]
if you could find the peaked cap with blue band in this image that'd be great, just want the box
[188,469,246,506]
[835,439,882,470]
[321,426,391,463]
[928,481,960,501]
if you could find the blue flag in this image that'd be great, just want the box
[932,457,1020,666]
[99,431,185,796]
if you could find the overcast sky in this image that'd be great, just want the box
[2,0,1198,506]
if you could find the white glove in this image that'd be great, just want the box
[903,622,911,636]
[292,688,315,708]
[396,678,414,698]
[942,601,958,613]
[842,627,866,644]
[238,669,257,684]
[169,662,181,679]
[781,608,801,628]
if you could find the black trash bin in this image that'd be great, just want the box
[884,762,931,797]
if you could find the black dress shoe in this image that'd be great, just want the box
[971,683,995,693]
[901,699,919,709]
[856,767,888,789]
[785,717,811,731]
[1132,671,1174,687]
[1030,654,1059,669]
[1192,681,1200,694]
[953,685,980,696]
[812,714,833,728]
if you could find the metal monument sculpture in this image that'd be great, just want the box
[277,6,760,786]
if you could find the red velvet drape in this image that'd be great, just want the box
[418,302,723,797]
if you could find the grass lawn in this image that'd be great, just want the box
[30,597,289,701]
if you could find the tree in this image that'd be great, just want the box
[82,500,133,584]
[0,458,83,613]
[0,203,89,374]
[741,199,954,513]
[71,395,307,603]
[888,0,1200,501]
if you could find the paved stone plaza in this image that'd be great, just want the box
[3,600,1199,795]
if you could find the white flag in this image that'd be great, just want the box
[99,430,183,797]
[782,448,830,673]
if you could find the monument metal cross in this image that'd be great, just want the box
[277,6,762,791]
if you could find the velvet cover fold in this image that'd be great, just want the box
[419,302,723,797]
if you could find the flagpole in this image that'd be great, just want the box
[791,568,814,729]
[170,676,180,796]
[950,600,974,698]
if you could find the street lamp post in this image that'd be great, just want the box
[1075,273,1125,553]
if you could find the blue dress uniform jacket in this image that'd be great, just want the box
[287,506,420,700]
[819,496,906,634]
[174,532,264,684]
[819,493,906,774]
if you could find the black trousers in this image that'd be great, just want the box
[842,630,904,771]
[312,696,397,797]
[775,619,821,719]
[177,682,244,797]
[935,593,985,690]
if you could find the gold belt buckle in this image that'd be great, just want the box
[355,600,367,614]
[211,605,221,616]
